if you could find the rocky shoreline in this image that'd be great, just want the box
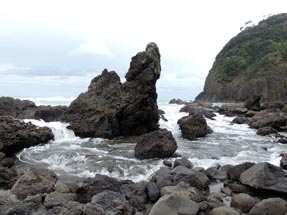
[1,43,287,214]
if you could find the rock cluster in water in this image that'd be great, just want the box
[63,42,161,139]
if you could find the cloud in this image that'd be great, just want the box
[68,41,114,57]
[0,63,31,73]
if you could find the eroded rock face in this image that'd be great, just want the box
[63,43,161,139]
[0,116,54,155]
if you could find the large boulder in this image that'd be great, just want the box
[249,198,287,215]
[240,162,287,194]
[178,112,212,140]
[134,128,177,159]
[63,43,161,139]
[244,95,261,111]
[249,112,286,129]
[11,168,57,200]
[231,193,256,213]
[0,116,54,155]
[149,193,199,215]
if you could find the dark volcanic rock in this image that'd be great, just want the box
[0,116,54,155]
[256,127,278,136]
[240,162,287,194]
[169,98,187,105]
[120,182,148,209]
[180,105,216,119]
[227,162,255,181]
[63,42,161,139]
[244,95,261,111]
[249,112,286,129]
[232,116,249,124]
[11,168,57,200]
[134,128,177,159]
[173,157,193,169]
[178,112,212,140]
[0,96,36,118]
[34,105,68,122]
[76,174,122,203]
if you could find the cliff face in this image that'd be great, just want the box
[63,42,161,139]
[196,13,287,102]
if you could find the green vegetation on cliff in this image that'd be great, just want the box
[213,13,287,82]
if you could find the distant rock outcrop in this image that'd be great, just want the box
[63,43,161,139]
[0,97,67,122]
[196,14,287,102]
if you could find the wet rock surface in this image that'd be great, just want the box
[63,43,161,139]
[178,112,212,140]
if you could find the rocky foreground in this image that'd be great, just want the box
[2,158,287,215]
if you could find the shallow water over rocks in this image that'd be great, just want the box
[17,104,287,182]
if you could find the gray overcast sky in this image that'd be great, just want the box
[0,0,287,100]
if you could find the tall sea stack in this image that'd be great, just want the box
[196,13,287,102]
[63,42,161,139]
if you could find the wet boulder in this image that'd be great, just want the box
[0,116,54,155]
[11,168,57,200]
[178,112,212,140]
[240,162,287,194]
[63,43,161,139]
[134,129,177,159]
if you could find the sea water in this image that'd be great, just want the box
[16,97,287,182]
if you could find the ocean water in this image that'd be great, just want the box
[16,97,287,182]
